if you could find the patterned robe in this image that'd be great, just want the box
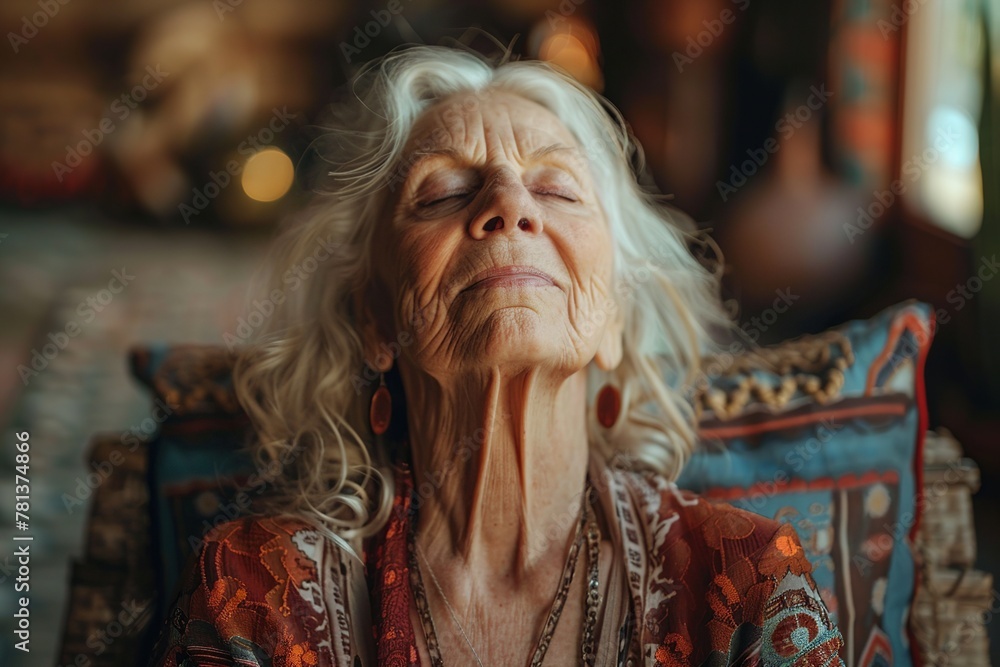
[147,455,846,666]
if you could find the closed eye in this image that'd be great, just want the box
[533,189,578,202]
[418,192,471,207]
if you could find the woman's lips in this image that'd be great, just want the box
[464,266,556,291]
[469,275,553,289]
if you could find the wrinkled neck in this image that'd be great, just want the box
[401,363,592,579]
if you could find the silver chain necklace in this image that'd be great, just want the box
[408,480,602,666]
[413,539,489,666]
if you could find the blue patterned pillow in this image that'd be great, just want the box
[129,344,257,617]
[678,300,933,667]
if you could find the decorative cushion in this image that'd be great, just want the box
[131,299,934,667]
[677,299,933,667]
[129,344,256,617]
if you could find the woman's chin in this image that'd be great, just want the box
[467,323,582,372]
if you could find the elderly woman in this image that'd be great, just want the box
[148,45,844,666]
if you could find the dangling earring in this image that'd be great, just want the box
[596,373,621,429]
[369,371,392,435]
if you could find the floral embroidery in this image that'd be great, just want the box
[758,524,815,580]
[146,516,340,666]
[147,463,846,667]
[655,633,694,666]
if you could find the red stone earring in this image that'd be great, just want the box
[596,377,621,428]
[369,371,392,435]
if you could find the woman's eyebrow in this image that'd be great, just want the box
[413,146,463,159]
[395,147,467,193]
[408,143,580,165]
[528,143,589,186]
[405,146,466,171]
[528,143,579,160]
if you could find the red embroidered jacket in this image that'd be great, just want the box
[147,458,845,666]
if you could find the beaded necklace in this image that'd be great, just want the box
[407,480,602,666]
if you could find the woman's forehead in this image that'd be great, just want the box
[403,90,580,160]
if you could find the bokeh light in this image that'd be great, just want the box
[241,148,294,202]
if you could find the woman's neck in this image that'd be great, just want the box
[399,362,592,581]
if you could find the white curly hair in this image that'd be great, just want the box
[232,44,732,555]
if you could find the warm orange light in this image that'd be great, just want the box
[241,148,294,202]
[535,21,604,92]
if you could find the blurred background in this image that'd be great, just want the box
[0,0,997,664]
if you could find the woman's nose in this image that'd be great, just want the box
[468,173,542,240]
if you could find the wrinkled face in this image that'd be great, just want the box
[367,89,620,379]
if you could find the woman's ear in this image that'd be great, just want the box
[593,302,624,372]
